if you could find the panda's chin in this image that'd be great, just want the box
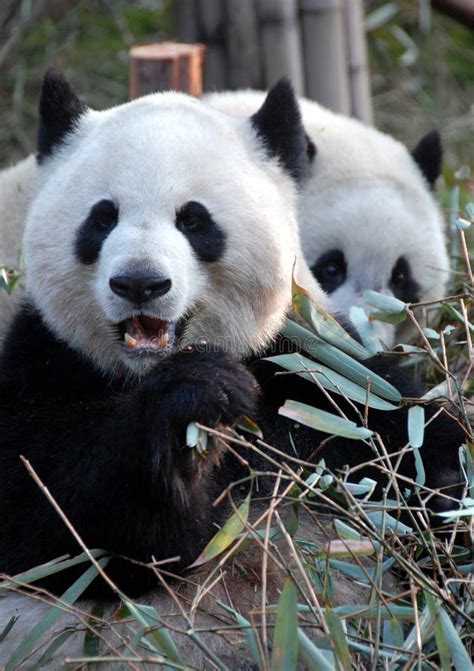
[117,315,177,359]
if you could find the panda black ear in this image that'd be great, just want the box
[37,68,88,164]
[251,79,310,182]
[411,130,442,189]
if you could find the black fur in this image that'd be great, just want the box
[176,201,226,263]
[411,130,442,189]
[0,306,463,596]
[0,305,256,595]
[390,256,420,303]
[251,79,310,182]
[37,68,87,163]
[311,249,347,294]
[75,199,119,265]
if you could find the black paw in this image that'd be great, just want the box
[140,348,259,479]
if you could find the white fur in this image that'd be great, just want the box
[205,91,450,345]
[0,155,37,335]
[23,91,327,377]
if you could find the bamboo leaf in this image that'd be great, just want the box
[30,630,75,671]
[363,290,407,313]
[324,539,375,557]
[297,628,335,671]
[292,277,369,359]
[408,405,425,448]
[267,353,398,411]
[425,592,450,671]
[324,608,351,670]
[236,415,263,439]
[6,558,110,671]
[281,320,401,402]
[189,492,250,568]
[122,600,183,667]
[438,607,472,671]
[349,306,384,354]
[217,601,262,670]
[270,579,298,671]
[280,400,373,440]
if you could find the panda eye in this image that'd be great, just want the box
[390,256,419,302]
[90,200,119,231]
[176,201,211,233]
[175,200,226,263]
[390,257,408,288]
[311,249,347,294]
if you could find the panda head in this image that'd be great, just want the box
[297,102,449,345]
[24,70,327,377]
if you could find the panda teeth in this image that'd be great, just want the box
[124,333,138,348]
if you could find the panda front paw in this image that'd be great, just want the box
[141,348,259,481]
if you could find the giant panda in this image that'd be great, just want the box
[204,91,450,345]
[0,71,464,669]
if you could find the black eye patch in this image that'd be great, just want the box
[176,201,226,263]
[311,249,347,294]
[75,199,119,265]
[390,256,419,303]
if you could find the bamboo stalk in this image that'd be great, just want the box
[257,0,305,95]
[300,0,351,114]
[198,0,227,91]
[224,0,262,89]
[343,0,373,123]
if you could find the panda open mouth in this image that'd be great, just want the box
[118,316,176,355]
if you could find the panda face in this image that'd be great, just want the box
[301,179,448,344]
[24,77,327,377]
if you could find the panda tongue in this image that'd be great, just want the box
[126,316,169,349]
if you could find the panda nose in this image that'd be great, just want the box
[109,275,172,303]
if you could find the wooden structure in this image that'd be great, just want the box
[129,42,206,99]
[171,0,373,123]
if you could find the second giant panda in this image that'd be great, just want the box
[205,91,450,345]
[0,71,464,669]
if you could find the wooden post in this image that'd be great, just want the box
[129,42,206,99]
[257,0,305,95]
[300,0,351,114]
[343,0,373,124]
[225,0,262,89]
[198,0,228,91]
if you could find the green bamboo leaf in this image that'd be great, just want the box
[438,607,472,671]
[408,405,425,448]
[0,549,108,589]
[425,592,450,671]
[343,477,377,497]
[6,558,110,671]
[297,628,335,671]
[30,630,75,671]
[324,608,351,670]
[270,579,298,671]
[383,618,404,648]
[280,400,373,440]
[217,601,262,670]
[236,415,263,439]
[369,309,407,325]
[122,600,183,667]
[0,617,19,643]
[442,303,474,332]
[334,519,361,540]
[365,510,412,533]
[423,327,440,340]
[266,353,398,411]
[334,604,415,620]
[292,277,369,359]
[325,539,375,557]
[349,306,384,354]
[421,380,452,401]
[189,492,251,568]
[363,290,407,313]
[281,320,401,402]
